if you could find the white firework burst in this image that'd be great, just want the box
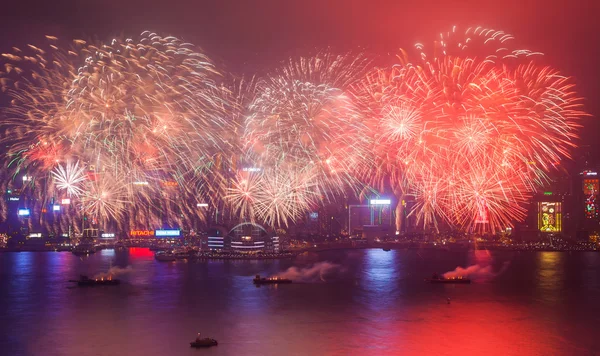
[51,161,87,197]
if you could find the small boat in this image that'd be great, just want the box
[155,251,176,262]
[253,274,292,285]
[71,275,121,287]
[114,242,127,251]
[72,242,96,256]
[383,248,391,251]
[190,337,218,348]
[426,273,471,284]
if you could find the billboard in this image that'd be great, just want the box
[538,202,562,233]
[155,229,181,238]
[583,178,599,195]
[370,199,391,205]
[17,208,30,216]
[129,230,154,237]
[583,178,599,219]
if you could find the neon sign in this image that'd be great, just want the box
[101,233,115,238]
[18,209,30,216]
[129,230,154,237]
[8,197,19,201]
[29,233,42,238]
[370,199,391,205]
[155,229,181,237]
[538,202,562,232]
[583,179,599,219]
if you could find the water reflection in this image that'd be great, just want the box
[1,250,600,355]
[535,252,564,304]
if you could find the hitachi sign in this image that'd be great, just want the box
[129,230,154,237]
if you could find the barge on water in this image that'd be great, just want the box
[426,273,471,284]
[70,275,121,287]
[253,274,292,285]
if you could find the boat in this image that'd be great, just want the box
[253,274,292,285]
[71,243,96,256]
[71,275,120,287]
[426,273,471,284]
[383,248,391,251]
[155,251,177,262]
[149,244,170,252]
[171,248,192,260]
[190,337,218,348]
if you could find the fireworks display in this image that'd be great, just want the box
[0,27,586,235]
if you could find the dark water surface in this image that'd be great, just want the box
[1,248,599,355]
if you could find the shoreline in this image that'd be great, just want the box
[1,245,598,254]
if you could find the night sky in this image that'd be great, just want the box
[1,0,599,155]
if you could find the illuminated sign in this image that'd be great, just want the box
[133,181,149,186]
[370,199,391,205]
[28,233,42,238]
[242,167,261,172]
[18,208,30,216]
[161,181,178,187]
[61,199,71,205]
[197,203,209,207]
[583,178,599,219]
[52,205,61,212]
[8,197,19,201]
[155,229,181,237]
[543,192,553,196]
[101,233,115,238]
[61,233,69,237]
[538,202,562,233]
[584,171,598,176]
[129,230,154,237]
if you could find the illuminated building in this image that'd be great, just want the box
[229,222,279,253]
[582,171,599,220]
[576,169,600,240]
[538,202,562,233]
[206,226,228,250]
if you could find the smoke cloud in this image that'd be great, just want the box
[93,266,133,279]
[443,250,509,282]
[276,262,343,282]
